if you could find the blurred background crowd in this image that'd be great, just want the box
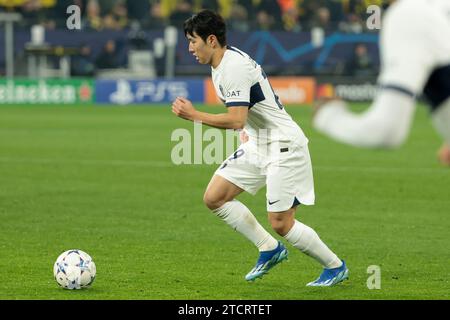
[0,0,392,78]
[0,0,394,33]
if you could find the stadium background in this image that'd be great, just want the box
[0,0,386,105]
[1,0,449,301]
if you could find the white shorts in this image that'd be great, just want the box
[378,0,450,94]
[215,140,315,212]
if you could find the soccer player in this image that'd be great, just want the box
[172,10,348,286]
[313,0,450,166]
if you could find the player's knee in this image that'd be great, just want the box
[269,213,294,236]
[203,191,225,211]
[271,223,287,236]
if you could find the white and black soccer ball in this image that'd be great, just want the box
[53,249,96,290]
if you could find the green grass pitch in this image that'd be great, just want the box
[0,103,449,300]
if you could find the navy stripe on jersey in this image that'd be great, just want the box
[226,46,244,57]
[261,68,283,109]
[379,84,416,98]
[225,83,266,108]
[261,69,267,79]
[423,64,450,111]
[249,82,265,107]
[226,101,250,107]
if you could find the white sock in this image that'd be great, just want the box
[213,200,278,252]
[431,99,450,145]
[284,220,342,269]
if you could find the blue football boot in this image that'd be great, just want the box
[306,260,349,287]
[245,241,288,281]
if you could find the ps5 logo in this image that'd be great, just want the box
[66,5,81,30]
[111,80,134,105]
[110,80,189,105]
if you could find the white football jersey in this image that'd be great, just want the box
[211,46,308,146]
[378,0,450,107]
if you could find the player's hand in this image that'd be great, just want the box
[239,130,249,144]
[437,143,450,166]
[172,97,197,121]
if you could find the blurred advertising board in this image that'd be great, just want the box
[205,77,316,105]
[316,79,378,102]
[0,79,94,104]
[95,79,204,105]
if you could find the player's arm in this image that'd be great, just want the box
[312,88,417,148]
[172,96,248,130]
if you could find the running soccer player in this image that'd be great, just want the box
[313,0,450,166]
[172,10,348,286]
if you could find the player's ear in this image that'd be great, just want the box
[207,35,217,47]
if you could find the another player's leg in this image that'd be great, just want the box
[203,175,281,280]
[431,99,450,166]
[268,207,348,287]
[312,90,416,149]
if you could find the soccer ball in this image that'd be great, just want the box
[53,249,96,290]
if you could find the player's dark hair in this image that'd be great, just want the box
[183,10,227,47]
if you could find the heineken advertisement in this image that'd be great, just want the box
[0,79,94,104]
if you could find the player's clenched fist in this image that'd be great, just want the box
[438,144,450,166]
[239,130,249,144]
[172,97,197,121]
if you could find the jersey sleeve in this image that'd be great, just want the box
[221,63,253,107]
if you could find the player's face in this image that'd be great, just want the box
[187,33,213,65]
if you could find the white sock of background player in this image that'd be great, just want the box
[431,99,450,147]
[313,90,416,149]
